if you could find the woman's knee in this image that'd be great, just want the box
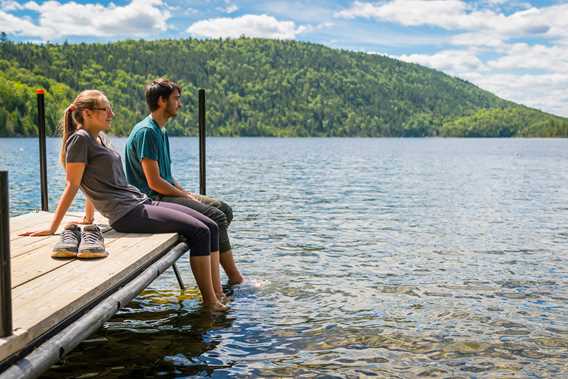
[186,223,210,242]
[204,219,219,237]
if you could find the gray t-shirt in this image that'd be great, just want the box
[66,129,150,224]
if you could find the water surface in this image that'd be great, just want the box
[1,137,567,377]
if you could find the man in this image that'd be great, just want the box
[125,78,244,286]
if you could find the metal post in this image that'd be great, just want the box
[0,171,13,337]
[170,90,207,292]
[198,89,206,196]
[36,89,49,212]
[172,264,185,290]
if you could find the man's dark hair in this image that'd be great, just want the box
[145,78,182,112]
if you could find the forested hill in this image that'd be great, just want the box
[1,38,567,137]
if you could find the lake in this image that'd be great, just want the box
[1,137,567,377]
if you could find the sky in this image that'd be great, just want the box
[1,0,567,117]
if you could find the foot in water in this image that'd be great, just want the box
[216,292,230,304]
[224,278,264,297]
[228,277,245,285]
[205,300,229,312]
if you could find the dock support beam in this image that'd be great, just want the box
[36,89,49,212]
[0,171,12,338]
[1,242,189,379]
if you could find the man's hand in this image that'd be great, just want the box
[186,192,200,202]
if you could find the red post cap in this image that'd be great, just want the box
[36,89,45,95]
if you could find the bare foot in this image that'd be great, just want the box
[228,277,245,285]
[205,301,229,312]
[216,292,230,304]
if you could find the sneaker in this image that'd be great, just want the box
[77,225,108,259]
[52,224,81,258]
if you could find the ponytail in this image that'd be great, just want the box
[59,105,77,166]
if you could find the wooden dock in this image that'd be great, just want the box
[0,211,186,378]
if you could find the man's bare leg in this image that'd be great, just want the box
[220,250,245,284]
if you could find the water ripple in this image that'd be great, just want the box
[3,138,568,377]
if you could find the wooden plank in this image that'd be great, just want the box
[10,211,113,287]
[11,213,109,258]
[8,213,55,243]
[11,230,131,289]
[0,230,180,362]
[9,211,101,232]
[8,212,52,232]
[11,222,112,260]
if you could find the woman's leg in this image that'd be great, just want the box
[112,203,224,309]
[158,195,244,284]
[181,194,244,284]
[154,201,224,298]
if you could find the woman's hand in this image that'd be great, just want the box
[19,228,55,237]
[20,163,87,238]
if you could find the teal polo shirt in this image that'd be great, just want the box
[124,115,175,198]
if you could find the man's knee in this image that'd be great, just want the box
[205,207,228,229]
[218,201,233,224]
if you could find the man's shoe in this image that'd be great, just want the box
[52,224,81,258]
[78,225,108,259]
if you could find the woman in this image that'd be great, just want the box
[22,90,227,311]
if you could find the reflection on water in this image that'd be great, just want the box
[1,137,568,377]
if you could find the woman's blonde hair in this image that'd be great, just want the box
[59,90,106,166]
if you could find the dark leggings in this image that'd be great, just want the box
[156,194,233,253]
[111,201,219,256]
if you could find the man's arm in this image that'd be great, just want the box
[173,178,199,200]
[141,158,192,198]
[173,179,185,191]
[173,178,199,201]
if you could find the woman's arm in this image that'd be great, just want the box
[20,163,86,236]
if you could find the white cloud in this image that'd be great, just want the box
[399,50,486,75]
[487,43,568,73]
[336,0,470,28]
[464,71,568,117]
[338,0,568,116]
[187,14,307,39]
[450,32,504,49]
[0,0,23,11]
[0,9,46,36]
[336,1,568,44]
[398,47,568,117]
[1,0,171,40]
